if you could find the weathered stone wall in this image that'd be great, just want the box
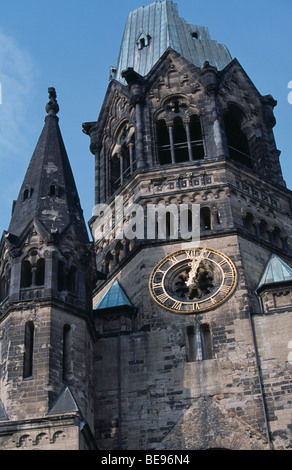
[93,235,276,450]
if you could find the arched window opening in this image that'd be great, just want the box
[67,266,77,294]
[21,260,32,288]
[0,266,10,302]
[157,211,177,239]
[200,207,211,231]
[111,154,121,192]
[105,252,114,274]
[23,321,34,379]
[115,241,124,263]
[189,115,204,160]
[273,227,282,248]
[23,189,29,201]
[62,324,73,382]
[187,326,196,362]
[200,324,213,360]
[173,117,189,163]
[35,258,45,286]
[111,127,136,192]
[58,261,65,291]
[49,185,56,196]
[224,111,253,168]
[259,220,269,242]
[157,120,171,165]
[244,213,256,235]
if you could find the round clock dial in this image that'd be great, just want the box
[149,247,237,314]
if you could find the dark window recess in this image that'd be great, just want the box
[21,260,32,288]
[62,324,73,382]
[67,266,77,294]
[23,321,34,379]
[157,119,172,165]
[224,114,253,168]
[49,185,56,196]
[200,207,211,231]
[23,189,29,201]
[189,115,204,160]
[35,258,45,286]
[173,117,189,163]
[200,324,213,360]
[187,326,196,362]
[58,261,65,291]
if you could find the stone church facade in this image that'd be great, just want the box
[0,0,292,450]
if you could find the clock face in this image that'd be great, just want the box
[149,247,237,314]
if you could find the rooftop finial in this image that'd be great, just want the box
[46,87,59,115]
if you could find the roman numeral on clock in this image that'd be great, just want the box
[156,293,169,304]
[172,301,182,310]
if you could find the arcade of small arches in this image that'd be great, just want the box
[0,249,80,303]
[242,212,289,250]
[97,205,218,276]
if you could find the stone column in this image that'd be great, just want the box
[201,62,225,158]
[185,122,193,161]
[168,125,176,164]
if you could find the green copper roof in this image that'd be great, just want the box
[113,0,232,83]
[256,254,292,291]
[94,280,133,311]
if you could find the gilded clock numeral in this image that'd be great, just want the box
[152,281,163,290]
[220,284,230,294]
[172,301,182,310]
[157,293,169,304]
[192,303,200,310]
[218,259,227,267]
[169,256,179,265]
[224,271,234,279]
[186,250,196,259]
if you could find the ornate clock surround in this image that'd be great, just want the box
[149,247,237,314]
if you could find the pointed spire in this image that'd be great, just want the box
[7,88,89,244]
[256,254,292,292]
[94,280,134,311]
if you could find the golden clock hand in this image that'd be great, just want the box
[186,248,206,286]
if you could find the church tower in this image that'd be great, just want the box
[83,1,292,450]
[0,89,97,449]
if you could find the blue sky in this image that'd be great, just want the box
[0,0,291,235]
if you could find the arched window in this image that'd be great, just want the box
[105,251,114,274]
[224,107,253,168]
[23,321,34,379]
[67,266,77,294]
[244,212,256,235]
[187,326,196,362]
[62,324,73,382]
[157,119,171,165]
[21,260,32,288]
[273,227,282,248]
[200,207,211,231]
[200,324,213,360]
[189,115,204,160]
[58,261,65,291]
[173,117,189,163]
[49,185,56,196]
[35,258,45,286]
[259,220,270,242]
